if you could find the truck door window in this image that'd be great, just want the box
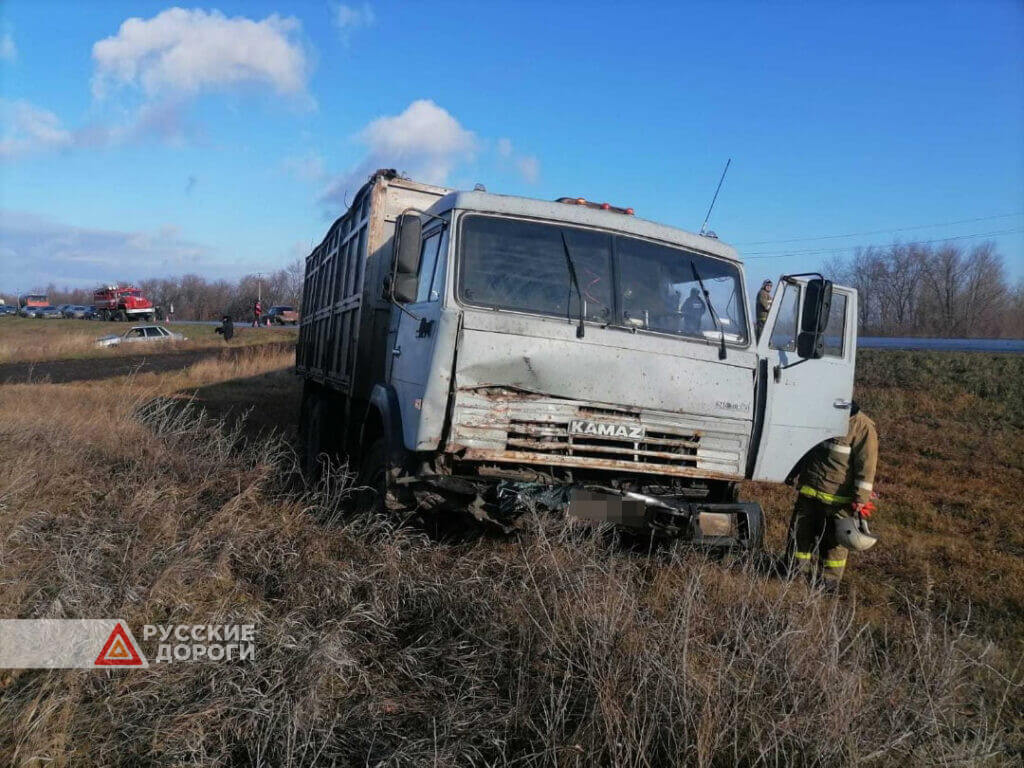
[823,292,847,357]
[768,282,799,351]
[416,232,442,303]
[427,230,449,301]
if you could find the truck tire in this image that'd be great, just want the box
[356,437,400,515]
[116,310,127,322]
[300,389,326,483]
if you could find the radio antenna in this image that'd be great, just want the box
[699,158,731,236]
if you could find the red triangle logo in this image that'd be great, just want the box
[94,622,145,666]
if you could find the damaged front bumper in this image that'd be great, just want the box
[565,486,764,548]
[406,474,764,549]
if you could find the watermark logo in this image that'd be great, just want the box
[0,620,149,669]
[94,622,146,667]
[0,620,255,668]
[143,624,255,663]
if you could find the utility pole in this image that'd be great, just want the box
[256,273,263,301]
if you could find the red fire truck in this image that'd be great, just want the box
[93,284,154,321]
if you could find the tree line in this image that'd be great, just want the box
[5,260,305,321]
[824,241,1023,338]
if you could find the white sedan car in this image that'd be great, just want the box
[95,325,186,348]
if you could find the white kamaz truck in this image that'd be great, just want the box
[297,170,858,547]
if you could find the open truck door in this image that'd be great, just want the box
[751,275,858,482]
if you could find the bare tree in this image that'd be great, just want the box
[825,240,1017,338]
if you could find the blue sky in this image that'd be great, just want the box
[1,0,1022,295]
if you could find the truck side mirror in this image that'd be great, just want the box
[392,213,422,303]
[797,278,833,359]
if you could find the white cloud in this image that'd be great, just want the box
[320,100,477,207]
[332,2,375,42]
[91,8,310,100]
[0,210,214,288]
[360,100,476,174]
[0,99,72,158]
[0,31,16,62]
[496,137,513,158]
[2,8,304,160]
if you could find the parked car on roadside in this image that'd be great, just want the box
[36,306,63,320]
[19,306,40,317]
[266,305,299,325]
[0,305,17,317]
[95,325,187,348]
[62,305,91,318]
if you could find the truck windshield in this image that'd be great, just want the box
[457,214,748,343]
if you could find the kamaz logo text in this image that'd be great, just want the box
[569,420,645,439]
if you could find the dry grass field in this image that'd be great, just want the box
[0,330,1020,766]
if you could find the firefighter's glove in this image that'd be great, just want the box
[851,501,876,519]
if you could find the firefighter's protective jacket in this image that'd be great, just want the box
[798,411,878,505]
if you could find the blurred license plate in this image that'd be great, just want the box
[568,489,646,527]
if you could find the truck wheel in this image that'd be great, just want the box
[357,437,399,515]
[117,310,127,322]
[300,391,326,483]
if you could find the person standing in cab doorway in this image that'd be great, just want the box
[756,279,773,337]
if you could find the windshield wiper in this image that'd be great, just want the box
[560,230,586,338]
[690,261,727,360]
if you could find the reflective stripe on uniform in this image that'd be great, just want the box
[856,480,873,491]
[799,485,853,505]
[793,552,812,560]
[823,559,847,569]
[830,443,852,455]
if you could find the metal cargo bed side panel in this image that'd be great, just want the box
[298,174,449,402]
[297,184,373,389]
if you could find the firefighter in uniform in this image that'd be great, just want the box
[787,402,878,588]
[756,279,773,337]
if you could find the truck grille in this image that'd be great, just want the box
[449,390,746,478]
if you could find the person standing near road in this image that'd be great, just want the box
[756,279,773,337]
[786,402,879,591]
[253,299,262,328]
[215,314,234,342]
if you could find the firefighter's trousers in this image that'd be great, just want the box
[786,495,848,585]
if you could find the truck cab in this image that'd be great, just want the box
[298,173,858,546]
